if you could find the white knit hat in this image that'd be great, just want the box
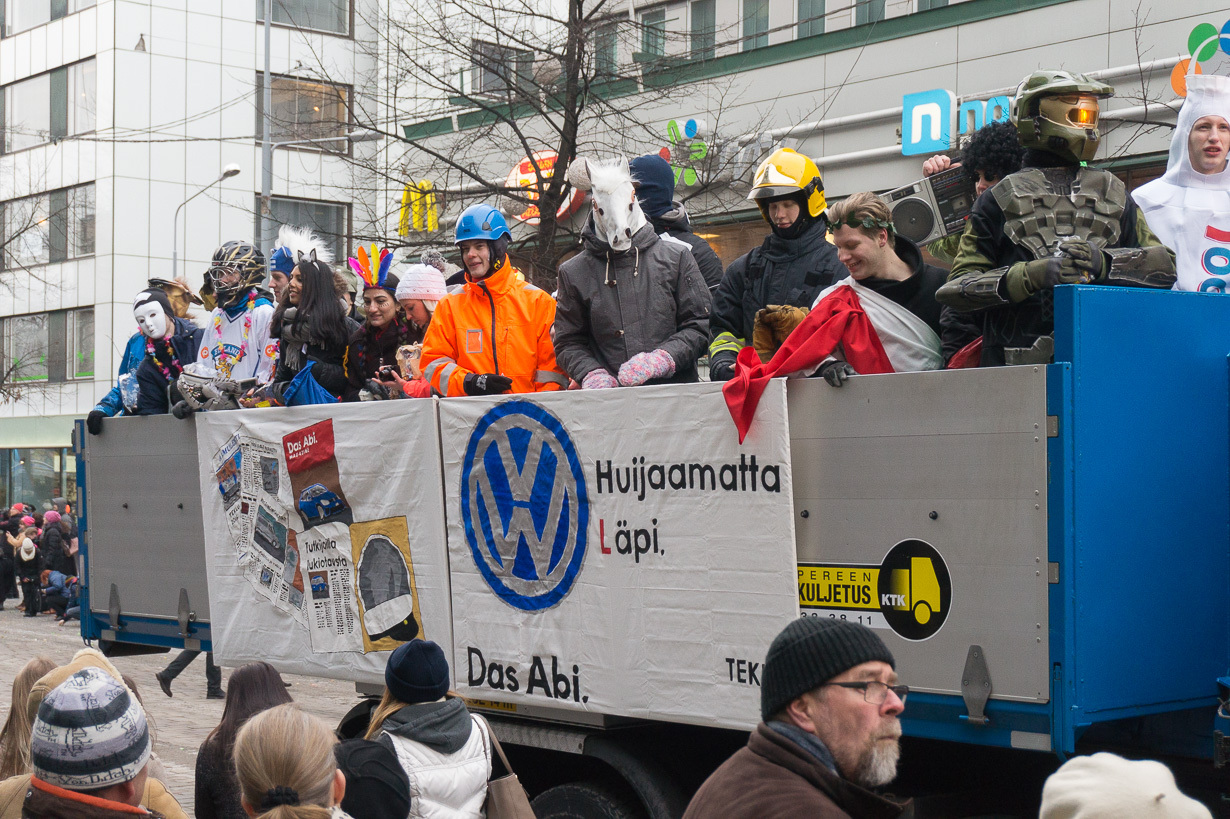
[19,538,35,561]
[395,264,448,304]
[1040,753,1212,819]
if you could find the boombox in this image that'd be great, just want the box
[879,165,977,246]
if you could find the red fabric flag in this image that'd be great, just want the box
[722,285,894,442]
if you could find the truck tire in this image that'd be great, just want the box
[531,781,645,819]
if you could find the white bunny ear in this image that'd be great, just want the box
[566,157,592,191]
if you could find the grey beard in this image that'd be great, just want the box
[855,737,900,788]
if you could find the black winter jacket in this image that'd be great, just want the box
[39,525,72,577]
[271,308,360,398]
[710,220,845,376]
[135,318,204,415]
[648,203,725,292]
[555,216,711,384]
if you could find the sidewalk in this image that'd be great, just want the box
[0,604,361,817]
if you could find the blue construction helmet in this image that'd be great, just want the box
[454,204,510,245]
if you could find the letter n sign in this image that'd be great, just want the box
[901,89,956,156]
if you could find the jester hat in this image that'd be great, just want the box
[349,245,397,294]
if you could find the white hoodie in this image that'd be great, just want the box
[1133,74,1230,292]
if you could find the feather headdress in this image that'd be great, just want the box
[349,244,395,291]
[269,224,335,274]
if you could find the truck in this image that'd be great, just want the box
[74,285,1230,817]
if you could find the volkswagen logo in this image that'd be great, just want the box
[461,401,589,611]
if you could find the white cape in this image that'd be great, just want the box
[1132,74,1230,292]
[801,276,944,375]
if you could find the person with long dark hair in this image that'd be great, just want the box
[194,661,294,819]
[266,254,358,402]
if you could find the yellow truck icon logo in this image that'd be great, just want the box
[883,557,942,625]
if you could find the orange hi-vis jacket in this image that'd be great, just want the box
[421,259,567,396]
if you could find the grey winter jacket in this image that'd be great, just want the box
[555,216,711,384]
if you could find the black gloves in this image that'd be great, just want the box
[818,360,858,387]
[709,358,735,383]
[463,373,513,396]
[86,410,104,435]
[171,401,194,419]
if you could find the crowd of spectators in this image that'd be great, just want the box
[0,499,78,625]
[0,625,1215,817]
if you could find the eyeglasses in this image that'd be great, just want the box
[822,681,909,705]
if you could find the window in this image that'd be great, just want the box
[256,74,350,151]
[798,0,824,37]
[4,74,50,153]
[1,183,95,270]
[470,41,535,97]
[6,313,48,382]
[918,0,946,8]
[856,0,885,24]
[2,59,96,153]
[4,0,95,37]
[257,0,348,35]
[3,193,49,269]
[640,9,666,59]
[594,23,618,76]
[743,0,769,51]
[68,308,94,379]
[0,307,93,384]
[691,0,715,59]
[67,184,95,259]
[257,196,349,262]
[66,60,95,136]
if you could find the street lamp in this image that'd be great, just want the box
[257,129,382,258]
[171,163,241,280]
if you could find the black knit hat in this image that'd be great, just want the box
[385,639,450,705]
[335,739,410,819]
[760,618,895,720]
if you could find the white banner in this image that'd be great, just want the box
[196,401,451,685]
[439,381,798,730]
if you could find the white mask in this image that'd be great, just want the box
[134,301,169,340]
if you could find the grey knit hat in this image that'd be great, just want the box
[760,618,896,720]
[30,667,151,790]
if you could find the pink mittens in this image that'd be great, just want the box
[582,369,620,389]
[617,349,675,387]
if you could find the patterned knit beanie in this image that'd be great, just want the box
[30,667,151,790]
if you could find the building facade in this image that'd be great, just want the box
[0,0,375,508]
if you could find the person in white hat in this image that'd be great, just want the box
[395,263,449,335]
[1040,752,1212,819]
[385,264,449,399]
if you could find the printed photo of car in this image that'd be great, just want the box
[298,483,347,522]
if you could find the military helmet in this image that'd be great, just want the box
[1011,69,1113,164]
[207,241,266,309]
[748,148,827,223]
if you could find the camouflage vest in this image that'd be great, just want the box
[992,167,1127,260]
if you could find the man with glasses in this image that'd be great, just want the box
[937,70,1176,366]
[684,618,909,818]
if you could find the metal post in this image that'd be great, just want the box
[260,0,274,264]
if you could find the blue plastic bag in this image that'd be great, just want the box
[283,362,340,407]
